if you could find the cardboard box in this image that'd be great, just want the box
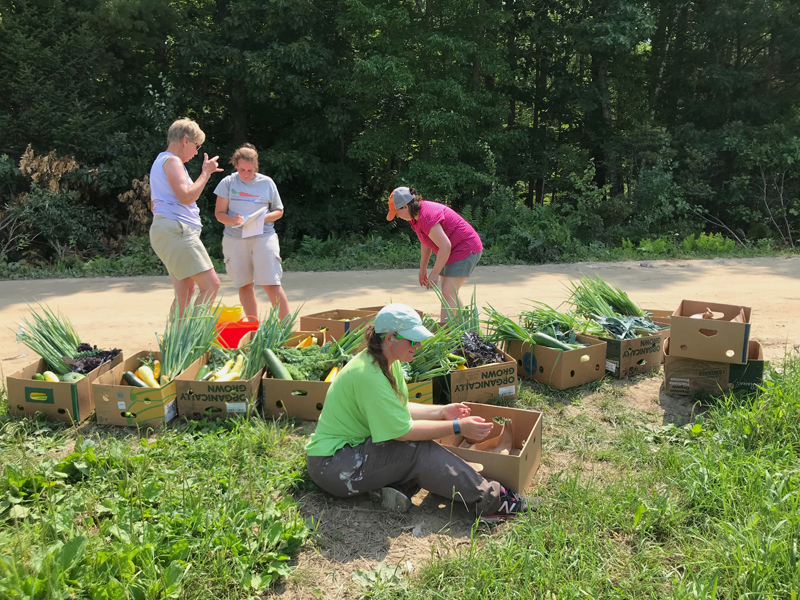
[408,380,434,404]
[669,300,752,364]
[436,403,542,492]
[175,354,262,420]
[663,337,766,396]
[434,352,518,404]
[261,331,334,420]
[7,354,123,423]
[262,375,329,420]
[587,328,669,379]
[506,335,607,390]
[299,309,375,341]
[92,352,177,429]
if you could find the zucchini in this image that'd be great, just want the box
[195,365,211,380]
[265,349,292,380]
[123,371,149,388]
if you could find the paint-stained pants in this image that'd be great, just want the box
[306,438,503,515]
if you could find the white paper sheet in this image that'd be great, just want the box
[231,207,267,238]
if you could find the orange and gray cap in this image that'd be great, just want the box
[386,187,414,221]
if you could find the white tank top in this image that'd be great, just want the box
[149,151,202,230]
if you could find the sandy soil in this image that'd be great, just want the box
[2,256,798,599]
[1,256,798,377]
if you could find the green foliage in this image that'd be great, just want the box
[0,419,309,598]
[0,0,799,273]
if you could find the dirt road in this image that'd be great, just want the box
[1,256,798,379]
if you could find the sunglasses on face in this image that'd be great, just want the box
[382,332,420,347]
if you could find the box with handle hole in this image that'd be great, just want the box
[92,351,176,429]
[505,335,607,389]
[584,329,669,379]
[8,353,123,423]
[435,402,542,492]
[668,300,752,365]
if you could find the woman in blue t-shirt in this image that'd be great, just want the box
[214,144,290,319]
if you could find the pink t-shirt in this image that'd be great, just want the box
[409,200,483,264]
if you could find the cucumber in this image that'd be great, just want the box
[123,371,149,387]
[195,364,211,380]
[265,349,292,380]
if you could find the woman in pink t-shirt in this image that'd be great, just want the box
[387,187,483,320]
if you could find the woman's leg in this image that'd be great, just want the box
[170,274,195,317]
[238,283,259,320]
[262,285,289,320]
[307,439,502,515]
[439,275,468,322]
[190,268,220,306]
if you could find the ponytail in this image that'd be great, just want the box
[365,324,400,396]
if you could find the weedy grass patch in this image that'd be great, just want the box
[360,355,800,599]
[0,417,310,599]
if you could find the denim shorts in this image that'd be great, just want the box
[441,251,482,278]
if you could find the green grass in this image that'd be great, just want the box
[2,352,800,598]
[0,414,310,599]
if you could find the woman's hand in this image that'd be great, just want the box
[458,416,493,441]
[418,267,428,287]
[232,215,244,226]
[440,403,470,420]
[426,272,439,289]
[201,153,223,178]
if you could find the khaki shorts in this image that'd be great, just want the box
[222,234,283,288]
[149,215,214,280]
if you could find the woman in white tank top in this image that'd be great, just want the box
[149,118,223,316]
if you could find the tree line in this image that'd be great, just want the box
[0,0,798,269]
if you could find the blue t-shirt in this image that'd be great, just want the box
[213,173,284,238]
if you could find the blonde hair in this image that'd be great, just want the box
[167,118,205,146]
[230,143,259,172]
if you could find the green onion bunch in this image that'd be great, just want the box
[16,302,83,375]
[239,304,300,380]
[405,320,470,382]
[568,276,646,318]
[158,300,220,382]
[521,301,605,338]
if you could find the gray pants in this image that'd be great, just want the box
[306,438,503,515]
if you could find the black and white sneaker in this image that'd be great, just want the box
[480,486,528,523]
[368,485,412,513]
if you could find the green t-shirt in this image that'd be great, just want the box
[305,350,412,457]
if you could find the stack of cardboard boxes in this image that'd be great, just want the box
[663,300,765,397]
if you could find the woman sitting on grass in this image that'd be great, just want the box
[305,303,527,521]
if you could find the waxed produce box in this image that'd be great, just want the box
[407,380,434,404]
[663,337,765,397]
[669,300,752,365]
[433,352,518,404]
[505,335,607,389]
[92,351,176,429]
[299,309,375,341]
[585,329,669,379]
[436,403,542,492]
[357,306,424,319]
[8,353,123,423]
